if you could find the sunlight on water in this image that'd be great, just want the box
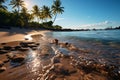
[26,49,42,75]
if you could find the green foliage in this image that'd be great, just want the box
[0,0,64,30]
[0,10,10,26]
[52,0,64,23]
[9,0,24,13]
[53,25,62,29]
[42,21,53,29]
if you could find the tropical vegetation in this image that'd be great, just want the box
[0,0,64,30]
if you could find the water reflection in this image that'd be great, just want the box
[26,49,42,75]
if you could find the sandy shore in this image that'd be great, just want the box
[0,28,120,80]
[0,27,49,43]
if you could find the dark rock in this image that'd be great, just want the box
[20,42,28,47]
[52,39,59,45]
[0,67,6,72]
[53,63,69,75]
[3,46,12,50]
[14,46,21,50]
[51,57,60,64]
[0,50,8,54]
[1,43,6,45]
[11,54,25,63]
[31,47,37,50]
[18,48,29,51]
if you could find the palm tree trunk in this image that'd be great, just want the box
[53,14,57,24]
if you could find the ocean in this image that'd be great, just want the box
[46,30,120,67]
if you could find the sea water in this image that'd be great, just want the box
[46,30,120,66]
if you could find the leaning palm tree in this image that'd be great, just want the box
[0,0,7,10]
[32,5,40,22]
[41,5,52,22]
[9,0,24,13]
[51,0,64,24]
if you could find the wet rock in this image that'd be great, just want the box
[14,46,21,50]
[0,66,6,72]
[0,61,4,67]
[20,42,27,47]
[52,39,59,45]
[51,57,60,64]
[52,63,69,75]
[59,42,68,48]
[27,44,37,48]
[68,44,78,51]
[0,50,8,54]
[31,47,37,50]
[38,45,54,56]
[3,46,12,50]
[18,48,29,51]
[11,54,25,63]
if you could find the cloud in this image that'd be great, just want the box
[56,18,64,21]
[80,21,112,29]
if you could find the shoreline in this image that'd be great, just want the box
[0,28,120,80]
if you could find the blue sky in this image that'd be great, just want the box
[5,0,120,29]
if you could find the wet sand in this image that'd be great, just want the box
[0,28,120,80]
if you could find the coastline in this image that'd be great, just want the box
[0,28,120,80]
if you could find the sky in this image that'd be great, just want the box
[5,0,120,29]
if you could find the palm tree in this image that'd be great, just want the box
[9,0,24,13]
[52,0,64,24]
[41,5,52,22]
[32,5,40,22]
[21,7,31,26]
[0,0,7,10]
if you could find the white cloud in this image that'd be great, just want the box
[80,21,112,29]
[56,18,64,21]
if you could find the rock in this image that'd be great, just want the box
[0,50,8,54]
[18,48,29,51]
[3,59,9,63]
[52,39,59,45]
[14,46,21,50]
[20,42,28,47]
[38,45,54,56]
[68,44,78,51]
[53,63,69,75]
[3,46,12,50]
[11,54,25,63]
[6,53,14,59]
[7,53,25,63]
[59,42,69,48]
[1,43,6,45]
[51,57,60,64]
[0,61,4,67]
[27,44,37,48]
[0,67,6,72]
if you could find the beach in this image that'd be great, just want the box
[0,28,120,80]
